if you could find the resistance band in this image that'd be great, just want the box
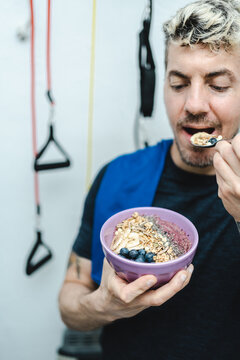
[34,0,71,172]
[26,0,52,275]
[26,0,70,275]
[85,0,97,190]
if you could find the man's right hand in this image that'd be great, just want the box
[95,258,194,322]
[58,253,193,331]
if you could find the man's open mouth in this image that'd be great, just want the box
[183,127,215,135]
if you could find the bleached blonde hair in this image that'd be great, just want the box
[163,0,240,67]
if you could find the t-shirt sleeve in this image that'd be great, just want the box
[72,164,108,259]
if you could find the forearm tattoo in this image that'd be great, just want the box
[67,253,81,279]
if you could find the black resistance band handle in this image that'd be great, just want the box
[25,231,52,275]
[34,159,70,171]
[34,124,71,171]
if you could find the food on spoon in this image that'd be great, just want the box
[110,212,191,263]
[190,132,222,146]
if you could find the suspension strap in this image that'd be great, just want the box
[139,0,155,117]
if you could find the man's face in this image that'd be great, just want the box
[164,43,240,173]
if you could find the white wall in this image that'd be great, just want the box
[1,1,189,359]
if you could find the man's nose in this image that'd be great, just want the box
[184,84,210,115]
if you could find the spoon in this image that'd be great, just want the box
[190,132,240,234]
[190,132,223,148]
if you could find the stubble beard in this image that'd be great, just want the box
[175,137,214,168]
[172,112,239,168]
[173,114,221,168]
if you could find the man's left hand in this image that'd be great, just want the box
[213,133,240,222]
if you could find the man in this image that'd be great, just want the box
[59,1,240,359]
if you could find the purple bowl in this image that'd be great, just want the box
[100,207,198,288]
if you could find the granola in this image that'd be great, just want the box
[191,132,222,146]
[110,212,191,263]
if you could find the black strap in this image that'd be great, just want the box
[139,0,155,117]
[25,231,52,275]
[34,124,71,171]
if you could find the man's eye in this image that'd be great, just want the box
[210,85,229,92]
[170,84,187,91]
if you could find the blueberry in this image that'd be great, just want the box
[209,137,217,145]
[135,255,145,262]
[129,249,139,259]
[120,248,129,258]
[138,249,146,256]
[145,252,155,263]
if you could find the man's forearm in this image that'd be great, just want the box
[58,282,112,331]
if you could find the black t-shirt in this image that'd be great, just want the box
[73,149,240,360]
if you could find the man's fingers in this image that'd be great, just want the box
[110,274,157,303]
[213,152,237,184]
[102,259,158,303]
[214,152,240,199]
[231,133,240,160]
[102,258,193,308]
[119,275,158,303]
[139,264,194,307]
[215,140,240,177]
